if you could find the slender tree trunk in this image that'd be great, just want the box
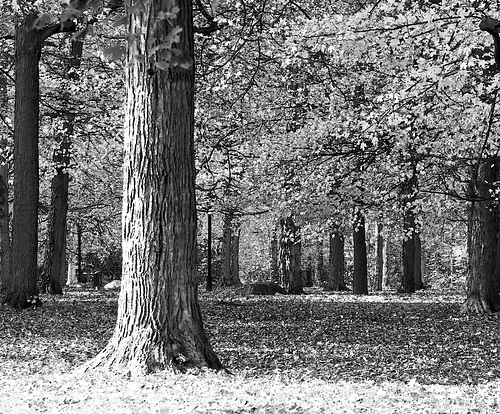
[206,212,213,291]
[230,226,241,286]
[353,210,368,294]
[221,210,240,286]
[375,222,385,291]
[414,232,424,290]
[326,225,347,291]
[401,170,418,294]
[315,240,326,286]
[87,0,222,373]
[279,215,303,294]
[463,159,500,313]
[402,207,416,293]
[270,225,279,282]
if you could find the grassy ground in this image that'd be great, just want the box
[1,287,500,413]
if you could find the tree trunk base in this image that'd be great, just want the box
[288,287,305,295]
[84,328,224,376]
[2,290,41,309]
[461,294,500,315]
[324,282,350,292]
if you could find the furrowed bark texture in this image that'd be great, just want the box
[6,19,41,308]
[353,211,368,294]
[88,0,222,373]
[463,160,500,314]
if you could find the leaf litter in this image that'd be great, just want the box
[0,286,499,413]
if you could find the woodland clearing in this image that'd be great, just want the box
[0,287,499,413]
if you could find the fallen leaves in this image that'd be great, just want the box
[1,287,500,412]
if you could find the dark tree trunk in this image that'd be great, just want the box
[315,240,326,286]
[353,210,368,294]
[463,159,500,314]
[270,225,279,282]
[87,0,222,374]
[414,232,424,290]
[0,166,10,291]
[5,18,42,308]
[279,215,303,294]
[221,210,241,286]
[0,67,11,291]
[326,225,347,291]
[402,207,416,293]
[401,170,418,294]
[40,39,82,295]
[206,212,213,292]
[375,222,385,291]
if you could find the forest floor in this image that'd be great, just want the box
[1,286,500,413]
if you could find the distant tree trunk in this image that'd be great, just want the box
[87,0,222,374]
[375,222,385,291]
[40,39,82,295]
[230,226,241,286]
[463,159,500,314]
[402,208,416,293]
[221,210,241,286]
[326,225,347,291]
[401,171,418,294]
[315,240,326,286]
[206,212,213,292]
[77,222,83,282]
[353,210,368,294]
[270,226,279,282]
[279,215,303,294]
[383,236,390,289]
[414,232,424,290]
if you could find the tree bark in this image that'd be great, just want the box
[401,170,418,294]
[5,18,42,308]
[463,159,500,314]
[0,64,11,291]
[414,232,424,290]
[221,210,241,286]
[0,166,10,291]
[353,210,368,294]
[375,222,385,291]
[87,0,222,374]
[279,215,303,294]
[270,225,279,283]
[326,225,348,291]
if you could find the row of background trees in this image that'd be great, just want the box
[0,0,497,311]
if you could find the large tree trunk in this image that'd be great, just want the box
[463,159,500,314]
[5,18,42,308]
[0,64,11,291]
[40,39,82,295]
[87,0,222,374]
[279,215,303,294]
[353,210,368,294]
[326,225,348,291]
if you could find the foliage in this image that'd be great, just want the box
[1,288,500,411]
